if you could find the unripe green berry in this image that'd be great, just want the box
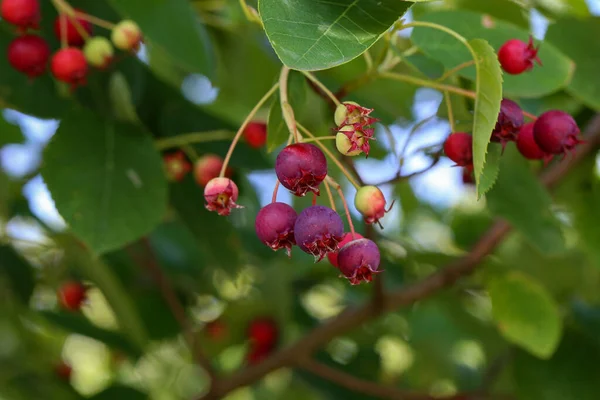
[336,126,364,156]
[83,37,114,68]
[334,101,360,126]
[354,185,388,225]
[111,20,142,51]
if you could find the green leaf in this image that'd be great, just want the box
[476,144,502,198]
[545,17,600,110]
[0,245,35,304]
[107,0,215,78]
[452,0,530,27]
[88,385,148,400]
[0,117,24,147]
[259,0,413,71]
[488,271,562,359]
[469,39,503,197]
[41,107,168,255]
[411,10,574,98]
[486,146,565,254]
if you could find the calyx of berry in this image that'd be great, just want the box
[338,238,382,285]
[204,177,243,216]
[491,98,524,150]
[163,151,191,182]
[334,101,378,157]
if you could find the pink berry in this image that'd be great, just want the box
[516,122,552,161]
[7,35,49,78]
[294,205,344,261]
[58,281,87,311]
[497,36,541,75]
[354,185,390,226]
[204,177,243,216]
[338,238,381,285]
[443,132,472,167]
[255,202,297,257]
[1,0,40,31]
[243,121,267,149]
[533,110,583,157]
[164,151,191,182]
[50,48,88,88]
[194,154,231,187]
[327,232,364,267]
[491,99,524,150]
[275,143,327,197]
[54,8,93,47]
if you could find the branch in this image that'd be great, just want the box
[199,114,600,399]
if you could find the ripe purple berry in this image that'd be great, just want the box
[516,122,552,161]
[255,202,297,257]
[327,232,364,267]
[275,143,327,197]
[497,36,541,75]
[533,110,583,157]
[204,177,243,216]
[338,238,381,285]
[294,205,344,261]
[443,132,472,167]
[492,99,524,150]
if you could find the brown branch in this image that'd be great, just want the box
[198,114,600,399]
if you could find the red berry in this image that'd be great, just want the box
[275,143,327,197]
[255,202,297,257]
[163,151,191,182]
[294,205,344,261]
[462,167,475,185]
[443,132,472,167]
[491,99,524,150]
[327,232,364,267]
[338,238,381,285]
[247,317,279,349]
[498,36,542,75]
[243,121,267,149]
[205,319,228,341]
[54,362,72,381]
[354,185,391,226]
[1,0,40,31]
[204,177,243,216]
[7,34,49,78]
[54,9,93,47]
[50,48,88,88]
[194,154,231,187]
[58,281,87,311]
[533,110,583,157]
[516,122,552,161]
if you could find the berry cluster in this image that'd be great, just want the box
[246,317,278,364]
[2,0,142,88]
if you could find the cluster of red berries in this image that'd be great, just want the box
[2,0,143,88]
[445,37,583,182]
[57,280,88,311]
[246,317,279,365]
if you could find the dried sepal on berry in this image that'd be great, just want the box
[294,205,344,262]
[338,238,382,285]
[491,99,524,151]
[204,177,243,216]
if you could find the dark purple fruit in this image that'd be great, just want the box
[255,202,297,256]
[275,143,327,197]
[533,110,583,156]
[338,238,381,285]
[294,205,343,261]
[491,99,524,150]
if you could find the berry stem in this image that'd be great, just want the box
[323,179,336,212]
[155,130,236,150]
[74,11,116,30]
[523,110,538,121]
[300,136,337,143]
[301,71,341,107]
[279,67,300,143]
[380,71,476,99]
[181,145,199,162]
[296,122,361,189]
[444,91,456,132]
[271,180,280,203]
[401,21,470,47]
[436,60,476,82]
[326,176,356,237]
[51,0,90,41]
[220,82,279,177]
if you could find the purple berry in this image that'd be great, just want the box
[275,143,327,197]
[491,99,524,150]
[255,202,297,257]
[533,110,583,157]
[338,239,381,285]
[294,205,344,261]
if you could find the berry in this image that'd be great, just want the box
[54,9,93,47]
[354,185,391,226]
[334,101,378,128]
[294,205,344,261]
[498,36,542,75]
[194,154,231,187]
[444,132,473,167]
[205,319,228,340]
[334,101,378,157]
[327,232,364,267]
[111,20,142,51]
[247,317,278,349]
[7,35,49,78]
[275,143,327,197]
[50,48,88,88]
[204,177,243,216]
[55,362,72,381]
[462,167,475,185]
[1,0,40,31]
[83,37,114,69]
[491,99,524,149]
[533,110,583,157]
[516,122,552,161]
[58,281,87,311]
[255,202,297,256]
[336,129,363,157]
[163,151,191,182]
[338,238,381,285]
[335,124,373,157]
[243,121,267,149]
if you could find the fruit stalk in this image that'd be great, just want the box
[325,176,356,237]
[301,71,341,107]
[155,130,235,150]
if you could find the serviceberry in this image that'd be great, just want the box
[533,110,583,157]
[1,0,40,31]
[498,36,541,75]
[7,35,49,78]
[247,346,271,365]
[338,238,381,285]
[334,101,378,157]
[243,121,267,149]
[204,177,243,216]
[335,124,372,157]
[54,9,92,47]
[462,167,475,185]
[247,317,279,349]
[294,205,344,261]
[334,101,378,128]
[255,202,297,256]
[163,151,191,182]
[194,154,231,187]
[54,362,72,381]
[275,143,327,196]
[516,122,552,161]
[57,281,87,311]
[111,20,142,51]
[443,132,473,167]
[50,48,88,88]
[354,185,391,226]
[327,232,364,267]
[492,99,524,150]
[83,37,113,69]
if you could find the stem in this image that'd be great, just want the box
[437,60,476,82]
[323,179,336,212]
[380,72,476,99]
[444,91,456,132]
[301,136,337,143]
[296,122,361,189]
[51,0,90,41]
[301,71,341,106]
[220,82,279,176]
[271,181,280,203]
[279,67,299,143]
[75,11,116,29]
[326,176,356,237]
[401,21,469,46]
[523,111,538,121]
[155,130,236,150]
[182,145,200,162]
